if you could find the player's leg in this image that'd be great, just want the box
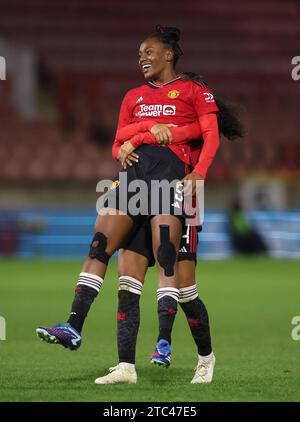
[36,210,134,350]
[69,210,134,328]
[117,247,150,368]
[150,215,182,367]
[177,225,216,383]
[178,260,213,356]
[95,221,153,384]
[95,249,149,384]
[178,260,215,383]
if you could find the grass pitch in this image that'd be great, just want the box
[0,257,300,402]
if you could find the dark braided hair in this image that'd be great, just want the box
[183,72,244,141]
[149,25,183,66]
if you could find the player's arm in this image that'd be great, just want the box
[116,121,176,147]
[111,94,139,167]
[116,120,157,142]
[171,121,202,144]
[114,119,201,169]
[193,83,220,178]
[182,83,220,193]
[117,119,202,147]
[193,113,219,177]
[117,121,202,148]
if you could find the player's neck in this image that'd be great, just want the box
[152,68,177,84]
[150,76,180,88]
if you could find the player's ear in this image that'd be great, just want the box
[165,49,174,62]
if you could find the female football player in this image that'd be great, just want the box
[36,26,223,378]
[94,74,243,384]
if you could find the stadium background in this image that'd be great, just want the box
[0,0,300,402]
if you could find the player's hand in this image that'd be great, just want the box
[122,153,139,169]
[150,123,177,145]
[118,141,139,167]
[181,171,204,196]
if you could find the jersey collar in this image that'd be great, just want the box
[147,76,182,89]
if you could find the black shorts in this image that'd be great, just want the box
[120,220,199,267]
[102,145,187,222]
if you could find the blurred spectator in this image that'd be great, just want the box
[0,215,46,257]
[0,216,19,256]
[229,200,268,255]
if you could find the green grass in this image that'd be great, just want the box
[0,257,300,402]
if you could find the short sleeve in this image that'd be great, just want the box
[191,81,219,117]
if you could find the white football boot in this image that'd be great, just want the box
[95,363,137,385]
[191,353,216,384]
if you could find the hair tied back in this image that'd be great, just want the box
[156,24,164,33]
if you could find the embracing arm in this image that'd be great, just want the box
[129,121,202,147]
[112,121,202,159]
[112,120,157,159]
[193,113,220,178]
[180,113,219,195]
[116,120,157,142]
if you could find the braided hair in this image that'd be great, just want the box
[149,25,183,66]
[183,72,244,141]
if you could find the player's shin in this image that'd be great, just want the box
[157,287,179,343]
[67,272,104,332]
[179,284,212,356]
[150,287,179,366]
[68,232,111,332]
[155,223,180,344]
[117,276,143,366]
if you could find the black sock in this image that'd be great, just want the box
[180,297,212,356]
[68,285,98,333]
[117,290,140,364]
[157,295,178,344]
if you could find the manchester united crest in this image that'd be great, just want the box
[168,90,180,99]
[110,180,120,190]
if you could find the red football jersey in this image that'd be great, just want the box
[115,77,218,166]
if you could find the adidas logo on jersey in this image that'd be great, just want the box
[136,96,143,104]
[179,246,187,253]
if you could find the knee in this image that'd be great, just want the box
[89,232,110,265]
[156,225,177,277]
